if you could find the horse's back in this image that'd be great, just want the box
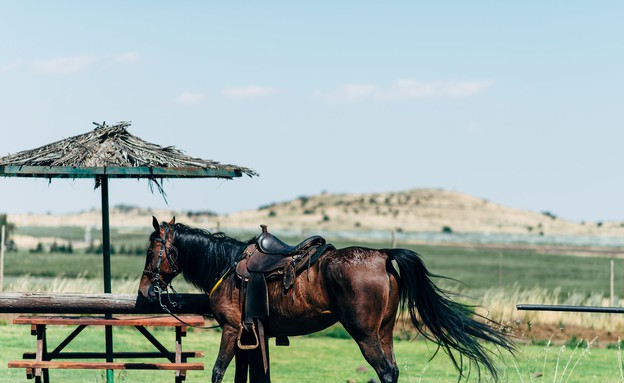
[264,246,397,337]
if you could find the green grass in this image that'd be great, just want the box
[0,324,621,383]
[3,227,624,381]
[3,252,145,280]
[414,245,621,297]
[11,225,622,298]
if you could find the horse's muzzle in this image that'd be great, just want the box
[145,285,158,302]
[138,276,158,302]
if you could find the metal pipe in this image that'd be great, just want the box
[99,175,114,383]
[517,304,624,314]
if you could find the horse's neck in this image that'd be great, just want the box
[176,232,247,292]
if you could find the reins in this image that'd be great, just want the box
[153,283,221,330]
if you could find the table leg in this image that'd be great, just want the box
[33,324,47,383]
[175,326,185,382]
[42,330,49,383]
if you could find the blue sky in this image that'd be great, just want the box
[1,2,623,222]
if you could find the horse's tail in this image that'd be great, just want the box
[389,248,515,381]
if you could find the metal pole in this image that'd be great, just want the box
[0,225,5,292]
[100,176,114,383]
[517,304,624,314]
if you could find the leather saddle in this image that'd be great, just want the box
[257,224,325,255]
[234,225,334,371]
[243,225,327,277]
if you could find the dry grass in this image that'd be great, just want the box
[3,274,139,294]
[478,286,624,332]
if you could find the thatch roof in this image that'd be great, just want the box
[0,121,257,179]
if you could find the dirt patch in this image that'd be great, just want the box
[395,318,624,349]
[512,322,623,348]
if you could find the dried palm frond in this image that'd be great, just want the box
[0,121,257,198]
[0,121,257,177]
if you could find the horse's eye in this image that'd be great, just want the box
[147,250,154,256]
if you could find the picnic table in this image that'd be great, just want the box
[8,315,205,383]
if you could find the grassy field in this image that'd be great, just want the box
[5,234,624,298]
[2,226,624,381]
[0,324,622,383]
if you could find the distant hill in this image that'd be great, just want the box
[8,189,624,237]
[219,189,623,237]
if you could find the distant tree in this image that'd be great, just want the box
[541,211,558,220]
[30,242,44,253]
[441,226,453,234]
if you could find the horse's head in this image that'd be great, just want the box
[138,216,181,302]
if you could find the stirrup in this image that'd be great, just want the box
[237,322,259,350]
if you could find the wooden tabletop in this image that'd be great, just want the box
[13,315,206,327]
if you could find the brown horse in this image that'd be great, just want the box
[138,217,514,383]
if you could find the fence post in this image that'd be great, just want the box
[610,258,615,306]
[390,230,397,249]
[0,225,5,292]
[499,249,503,288]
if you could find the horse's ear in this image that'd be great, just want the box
[169,216,176,225]
[152,216,160,231]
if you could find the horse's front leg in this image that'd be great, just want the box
[212,324,240,383]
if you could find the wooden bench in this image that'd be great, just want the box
[8,315,205,383]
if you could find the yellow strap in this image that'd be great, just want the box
[209,267,233,298]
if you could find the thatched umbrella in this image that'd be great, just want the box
[0,121,255,380]
[0,121,256,289]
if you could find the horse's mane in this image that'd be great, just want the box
[165,223,252,293]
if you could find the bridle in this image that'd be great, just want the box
[143,223,181,307]
[143,223,220,330]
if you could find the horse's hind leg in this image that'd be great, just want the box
[334,275,400,383]
[344,324,399,383]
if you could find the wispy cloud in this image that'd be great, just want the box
[323,83,377,103]
[30,52,139,75]
[31,54,98,75]
[176,91,206,106]
[0,60,23,73]
[112,51,140,63]
[222,85,278,100]
[324,79,494,103]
